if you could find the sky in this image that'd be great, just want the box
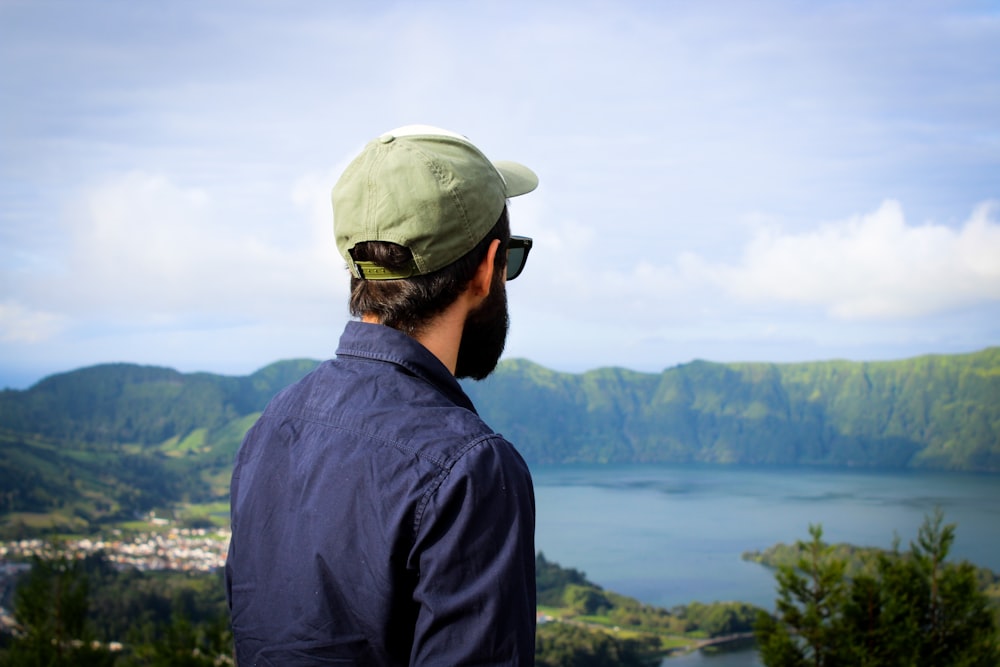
[1,0,999,389]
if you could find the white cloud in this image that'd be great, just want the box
[515,199,1000,336]
[35,171,348,325]
[710,200,1000,319]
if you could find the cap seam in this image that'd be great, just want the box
[365,144,389,243]
[405,141,475,273]
[427,156,475,267]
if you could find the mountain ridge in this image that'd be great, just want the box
[0,348,997,535]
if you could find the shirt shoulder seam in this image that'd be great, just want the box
[411,432,510,538]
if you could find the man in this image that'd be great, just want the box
[226,125,538,666]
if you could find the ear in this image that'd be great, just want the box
[470,239,502,299]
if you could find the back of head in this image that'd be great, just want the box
[331,125,537,334]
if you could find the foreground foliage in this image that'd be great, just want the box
[1,553,231,666]
[755,510,1000,666]
[5,519,997,666]
[0,549,758,666]
[535,623,660,667]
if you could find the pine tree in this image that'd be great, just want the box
[840,510,1000,666]
[757,512,1000,666]
[756,524,848,666]
[6,555,115,666]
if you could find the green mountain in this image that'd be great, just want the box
[0,349,997,534]
[465,348,1000,470]
[0,360,318,533]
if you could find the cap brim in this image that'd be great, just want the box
[493,160,539,197]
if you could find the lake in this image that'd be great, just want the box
[530,464,1000,666]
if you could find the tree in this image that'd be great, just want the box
[535,623,658,667]
[840,510,1000,666]
[683,601,759,637]
[563,584,611,616]
[756,524,847,666]
[756,511,1000,666]
[6,555,115,666]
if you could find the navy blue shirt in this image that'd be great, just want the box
[226,321,536,666]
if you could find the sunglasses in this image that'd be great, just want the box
[506,236,533,281]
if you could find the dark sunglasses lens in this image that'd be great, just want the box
[507,248,526,280]
[506,236,532,281]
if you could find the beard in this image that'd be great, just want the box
[454,272,509,380]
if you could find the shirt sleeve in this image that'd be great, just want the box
[409,435,536,666]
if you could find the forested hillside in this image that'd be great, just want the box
[464,348,1000,470]
[0,349,997,534]
[0,360,318,532]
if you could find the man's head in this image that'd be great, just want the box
[331,125,538,378]
[333,125,537,280]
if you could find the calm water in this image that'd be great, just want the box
[531,464,1000,666]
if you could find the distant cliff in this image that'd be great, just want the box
[464,348,1000,471]
[0,349,997,530]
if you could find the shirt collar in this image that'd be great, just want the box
[335,320,477,413]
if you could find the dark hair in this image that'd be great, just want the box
[348,206,510,336]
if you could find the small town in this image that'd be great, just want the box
[0,527,231,573]
[0,524,232,638]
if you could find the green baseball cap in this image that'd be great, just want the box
[332,125,538,280]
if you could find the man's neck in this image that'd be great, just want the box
[361,306,468,376]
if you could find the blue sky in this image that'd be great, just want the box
[2,0,999,388]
